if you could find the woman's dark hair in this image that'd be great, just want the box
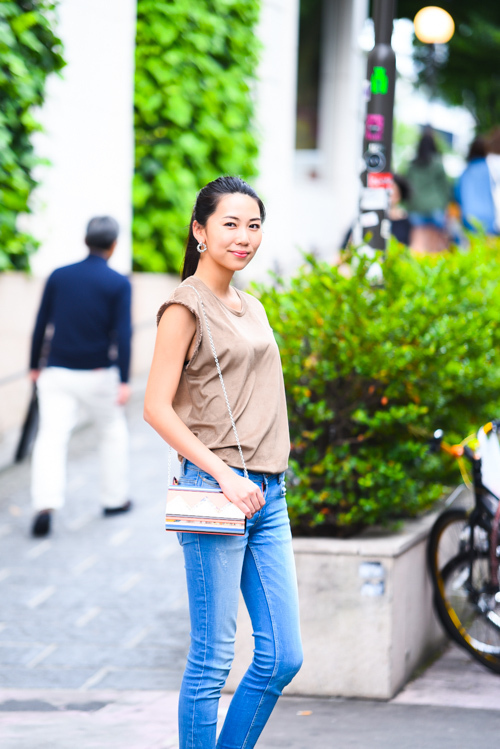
[413,132,439,167]
[181,176,266,280]
[392,173,411,203]
[467,137,486,161]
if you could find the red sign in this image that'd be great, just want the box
[367,172,393,189]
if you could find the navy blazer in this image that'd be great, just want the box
[30,255,132,383]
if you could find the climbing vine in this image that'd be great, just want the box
[133,0,261,273]
[0,1,64,270]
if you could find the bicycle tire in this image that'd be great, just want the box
[428,508,500,674]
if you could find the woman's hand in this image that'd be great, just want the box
[217,472,265,519]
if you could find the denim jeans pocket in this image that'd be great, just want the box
[177,475,197,487]
[179,460,198,484]
[181,461,220,488]
[199,473,220,489]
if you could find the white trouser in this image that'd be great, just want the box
[31,367,129,511]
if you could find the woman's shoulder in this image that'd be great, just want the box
[172,277,204,301]
[156,278,203,327]
[240,289,271,322]
[169,276,212,304]
[240,287,263,307]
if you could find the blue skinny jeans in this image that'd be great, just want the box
[176,460,303,749]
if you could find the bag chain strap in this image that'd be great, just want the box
[168,283,249,485]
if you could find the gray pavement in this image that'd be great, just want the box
[1,385,500,748]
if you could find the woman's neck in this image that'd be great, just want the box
[194,266,241,310]
[194,259,233,293]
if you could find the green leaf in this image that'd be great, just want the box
[133,0,261,272]
[256,238,500,536]
[0,0,65,271]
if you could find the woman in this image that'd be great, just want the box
[406,131,450,252]
[486,128,500,234]
[144,176,303,749]
[456,137,497,235]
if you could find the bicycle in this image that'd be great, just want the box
[427,423,500,674]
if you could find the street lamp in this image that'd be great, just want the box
[414,6,455,44]
[413,7,455,103]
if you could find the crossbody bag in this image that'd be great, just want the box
[165,284,247,536]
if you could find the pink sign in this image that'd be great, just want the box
[365,114,384,142]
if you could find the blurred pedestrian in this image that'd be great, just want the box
[406,130,450,252]
[456,136,497,235]
[341,173,412,248]
[486,128,500,233]
[144,176,303,749]
[389,174,412,246]
[29,217,133,538]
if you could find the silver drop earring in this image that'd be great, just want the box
[197,242,207,253]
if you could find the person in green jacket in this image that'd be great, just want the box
[406,131,450,252]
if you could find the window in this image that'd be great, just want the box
[296,0,323,150]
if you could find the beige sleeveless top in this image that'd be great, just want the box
[157,276,290,474]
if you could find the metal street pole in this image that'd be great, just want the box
[359,0,396,251]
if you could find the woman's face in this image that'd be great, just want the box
[194,193,263,272]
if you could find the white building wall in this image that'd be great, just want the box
[240,0,300,284]
[293,0,368,263]
[241,0,368,281]
[27,0,137,277]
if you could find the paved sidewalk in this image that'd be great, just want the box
[1,673,500,749]
[0,389,190,693]
[1,386,500,748]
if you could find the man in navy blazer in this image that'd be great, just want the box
[29,216,133,537]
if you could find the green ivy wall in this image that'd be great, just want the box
[0,1,64,271]
[133,0,262,273]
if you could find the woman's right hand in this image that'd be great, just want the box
[217,472,265,519]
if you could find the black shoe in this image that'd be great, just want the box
[32,511,52,538]
[103,500,133,517]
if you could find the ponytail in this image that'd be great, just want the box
[181,212,200,281]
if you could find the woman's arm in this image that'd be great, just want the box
[143,304,264,517]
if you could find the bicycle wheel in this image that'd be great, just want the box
[428,508,500,674]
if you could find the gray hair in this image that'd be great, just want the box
[85,216,119,250]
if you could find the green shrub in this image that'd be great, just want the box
[256,237,500,536]
[0,1,64,271]
[133,0,261,273]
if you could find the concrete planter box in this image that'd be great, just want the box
[225,511,447,700]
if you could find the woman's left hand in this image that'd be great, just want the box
[217,471,265,519]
